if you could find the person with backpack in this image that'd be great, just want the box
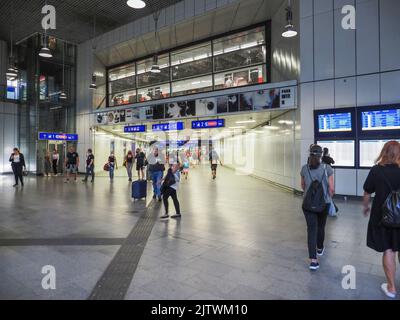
[301,145,335,271]
[160,162,181,219]
[363,141,400,299]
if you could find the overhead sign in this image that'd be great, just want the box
[192,119,225,129]
[39,132,78,141]
[124,125,147,133]
[152,122,184,132]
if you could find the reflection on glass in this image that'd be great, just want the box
[172,75,213,97]
[214,65,265,90]
[109,90,137,107]
[171,43,212,80]
[137,54,170,88]
[137,83,170,102]
[214,45,266,72]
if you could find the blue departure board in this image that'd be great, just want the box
[361,109,400,131]
[318,113,352,133]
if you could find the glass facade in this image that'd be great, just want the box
[106,25,269,108]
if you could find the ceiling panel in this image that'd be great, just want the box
[0,0,183,44]
[193,14,213,41]
[232,0,264,29]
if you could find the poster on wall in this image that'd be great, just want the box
[196,98,217,116]
[239,93,254,111]
[228,94,239,112]
[152,104,165,120]
[252,89,280,110]
[217,96,228,114]
[165,101,196,119]
[95,109,126,125]
[280,87,295,108]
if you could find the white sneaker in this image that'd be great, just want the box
[381,283,396,299]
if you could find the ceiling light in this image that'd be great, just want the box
[89,74,97,89]
[236,120,256,124]
[229,126,245,130]
[150,55,160,73]
[39,46,52,58]
[59,91,67,100]
[127,0,146,9]
[282,1,297,38]
[6,66,18,78]
[282,25,297,38]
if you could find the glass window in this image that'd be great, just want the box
[214,65,265,90]
[109,90,137,107]
[171,75,213,97]
[6,78,19,100]
[108,63,136,95]
[137,83,170,102]
[171,43,212,80]
[137,54,170,88]
[213,27,266,72]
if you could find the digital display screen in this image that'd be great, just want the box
[152,122,184,132]
[318,113,352,133]
[317,140,355,167]
[39,132,78,141]
[360,140,400,167]
[192,119,225,129]
[124,125,146,133]
[361,109,400,131]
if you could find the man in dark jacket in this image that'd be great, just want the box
[9,147,26,187]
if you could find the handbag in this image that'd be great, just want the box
[161,169,175,194]
[103,163,110,171]
[380,168,400,228]
[324,166,338,217]
[328,199,339,217]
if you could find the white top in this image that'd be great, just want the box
[170,171,181,191]
[13,155,20,163]
[52,153,59,160]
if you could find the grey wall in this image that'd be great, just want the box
[271,0,300,83]
[0,40,19,173]
[298,0,400,195]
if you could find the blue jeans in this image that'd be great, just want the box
[151,171,163,197]
[109,164,115,179]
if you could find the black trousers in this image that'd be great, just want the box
[52,160,58,175]
[163,187,180,215]
[303,207,328,259]
[12,164,23,185]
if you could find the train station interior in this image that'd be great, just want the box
[0,0,400,301]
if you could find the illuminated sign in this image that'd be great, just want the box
[38,132,78,141]
[124,125,146,133]
[361,109,400,131]
[318,113,352,133]
[152,122,184,132]
[191,119,225,129]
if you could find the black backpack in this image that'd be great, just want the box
[380,168,400,228]
[302,165,327,213]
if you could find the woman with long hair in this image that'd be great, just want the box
[300,145,335,270]
[363,141,400,298]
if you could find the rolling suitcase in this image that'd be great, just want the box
[132,180,147,200]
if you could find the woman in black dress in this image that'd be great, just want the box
[363,141,400,299]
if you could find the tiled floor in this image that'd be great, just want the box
[0,166,393,300]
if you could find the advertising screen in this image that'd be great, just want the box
[360,140,400,167]
[361,109,400,131]
[317,113,352,133]
[317,140,355,167]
